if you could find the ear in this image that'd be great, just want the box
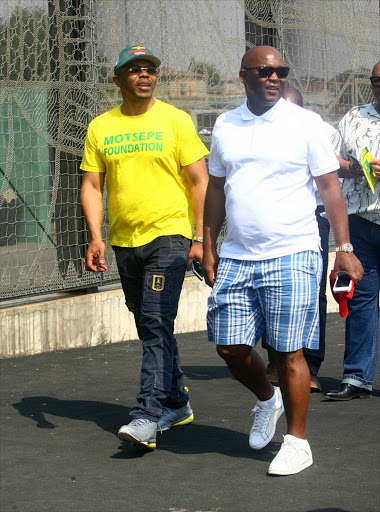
[239,69,246,85]
[113,74,121,87]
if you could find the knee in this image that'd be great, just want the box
[216,345,230,362]
[216,345,247,365]
[274,349,304,372]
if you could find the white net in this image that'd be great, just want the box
[0,0,379,299]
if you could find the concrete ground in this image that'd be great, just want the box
[1,313,379,512]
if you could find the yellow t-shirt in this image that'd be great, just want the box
[80,99,209,247]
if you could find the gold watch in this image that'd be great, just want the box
[335,243,354,253]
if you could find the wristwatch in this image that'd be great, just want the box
[335,243,354,253]
[193,236,203,243]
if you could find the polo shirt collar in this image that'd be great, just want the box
[241,97,284,122]
[368,102,380,119]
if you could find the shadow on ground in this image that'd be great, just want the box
[12,395,278,461]
[181,364,232,380]
[12,396,127,433]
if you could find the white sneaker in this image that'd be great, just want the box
[268,434,313,475]
[249,387,284,450]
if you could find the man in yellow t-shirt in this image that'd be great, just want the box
[80,45,209,450]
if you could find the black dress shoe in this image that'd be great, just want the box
[323,383,372,401]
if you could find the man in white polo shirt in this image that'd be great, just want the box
[262,86,337,392]
[203,46,363,475]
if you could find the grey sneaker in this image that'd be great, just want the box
[158,402,194,431]
[118,419,157,450]
[249,387,284,450]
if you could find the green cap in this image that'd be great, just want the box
[114,45,161,73]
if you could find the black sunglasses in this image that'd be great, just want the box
[126,65,159,75]
[370,76,380,87]
[243,66,290,79]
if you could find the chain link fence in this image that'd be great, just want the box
[1,0,379,300]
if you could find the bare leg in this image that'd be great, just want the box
[272,348,310,439]
[217,344,274,401]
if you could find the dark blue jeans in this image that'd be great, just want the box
[342,215,380,390]
[264,205,330,374]
[113,235,191,421]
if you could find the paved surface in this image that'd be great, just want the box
[1,313,379,512]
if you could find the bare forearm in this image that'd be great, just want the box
[184,158,209,238]
[203,177,226,251]
[317,175,350,245]
[316,172,363,284]
[80,172,107,272]
[189,180,208,238]
[80,176,104,241]
[203,176,225,286]
[324,195,350,246]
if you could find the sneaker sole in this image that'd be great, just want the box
[159,412,194,432]
[118,431,156,450]
[249,403,284,450]
[267,456,313,476]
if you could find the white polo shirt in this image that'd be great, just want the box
[314,121,337,206]
[209,98,339,260]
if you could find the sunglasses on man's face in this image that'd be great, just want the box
[243,66,290,79]
[370,76,380,87]
[126,66,159,75]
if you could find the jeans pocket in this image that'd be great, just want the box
[153,372,171,393]
[144,269,172,306]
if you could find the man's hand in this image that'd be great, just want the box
[202,248,219,288]
[202,175,226,287]
[348,161,363,177]
[81,171,106,272]
[332,252,363,285]
[369,158,380,178]
[85,240,107,272]
[336,156,363,179]
[186,241,203,270]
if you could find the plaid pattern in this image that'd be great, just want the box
[207,251,322,353]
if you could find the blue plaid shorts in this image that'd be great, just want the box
[207,251,322,352]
